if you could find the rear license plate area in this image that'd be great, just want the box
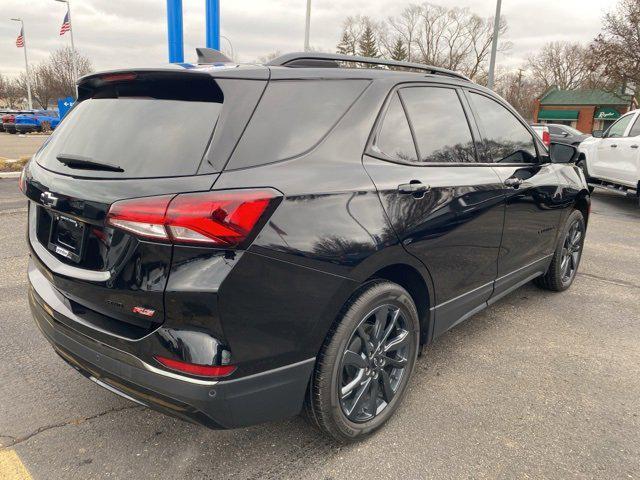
[47,214,87,263]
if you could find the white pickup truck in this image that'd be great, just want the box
[578,109,640,205]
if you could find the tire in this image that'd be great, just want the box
[306,280,420,442]
[535,209,586,292]
[577,160,595,193]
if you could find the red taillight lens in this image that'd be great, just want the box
[101,73,137,83]
[106,189,280,247]
[153,355,236,378]
[542,130,551,147]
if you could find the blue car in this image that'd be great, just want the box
[15,110,59,133]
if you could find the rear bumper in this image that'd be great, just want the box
[16,124,38,133]
[29,274,315,429]
[4,124,16,133]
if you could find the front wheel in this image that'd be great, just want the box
[535,210,586,292]
[306,280,420,442]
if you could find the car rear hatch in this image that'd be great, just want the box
[24,66,268,337]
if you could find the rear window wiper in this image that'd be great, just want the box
[56,154,124,172]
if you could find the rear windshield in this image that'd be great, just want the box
[36,76,222,178]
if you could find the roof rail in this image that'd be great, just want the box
[266,52,470,81]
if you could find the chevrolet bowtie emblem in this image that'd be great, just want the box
[40,191,59,207]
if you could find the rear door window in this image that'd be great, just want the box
[228,80,369,169]
[468,92,537,164]
[35,76,223,178]
[399,87,477,163]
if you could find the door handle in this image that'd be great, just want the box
[504,177,524,188]
[398,181,430,195]
[631,145,639,149]
[610,144,618,148]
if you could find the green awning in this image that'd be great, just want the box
[594,107,620,120]
[538,109,579,121]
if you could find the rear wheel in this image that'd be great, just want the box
[306,280,419,442]
[535,210,585,292]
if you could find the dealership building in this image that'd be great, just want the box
[533,87,636,133]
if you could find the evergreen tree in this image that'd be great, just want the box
[336,31,355,55]
[358,22,379,59]
[390,38,408,62]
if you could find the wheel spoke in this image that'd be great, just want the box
[372,307,389,343]
[356,326,373,356]
[368,376,380,415]
[379,308,400,348]
[383,355,407,368]
[384,329,410,353]
[380,370,394,403]
[571,229,582,248]
[571,251,580,269]
[341,370,364,398]
[346,378,371,417]
[343,349,367,369]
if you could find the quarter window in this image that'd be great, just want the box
[469,92,537,164]
[400,87,477,163]
[372,92,417,162]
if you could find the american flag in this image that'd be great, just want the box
[59,12,71,36]
[16,27,24,48]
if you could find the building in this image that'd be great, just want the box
[533,87,636,133]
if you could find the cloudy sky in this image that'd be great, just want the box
[0,0,619,78]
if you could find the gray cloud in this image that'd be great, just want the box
[0,0,619,78]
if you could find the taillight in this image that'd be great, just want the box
[106,189,280,247]
[542,130,551,148]
[153,355,236,378]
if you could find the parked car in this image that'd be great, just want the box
[0,109,19,132]
[15,110,59,133]
[534,123,590,146]
[578,109,640,205]
[530,124,551,148]
[21,50,590,442]
[1,111,27,134]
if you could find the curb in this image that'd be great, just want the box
[0,172,20,179]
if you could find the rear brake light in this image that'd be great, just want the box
[154,355,236,378]
[106,189,280,247]
[542,130,551,148]
[101,73,137,83]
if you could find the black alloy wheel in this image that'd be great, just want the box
[339,304,410,422]
[306,280,419,442]
[559,219,584,285]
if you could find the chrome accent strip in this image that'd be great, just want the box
[89,376,148,406]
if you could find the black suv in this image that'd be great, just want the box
[22,51,590,442]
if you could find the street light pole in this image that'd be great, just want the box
[54,0,77,83]
[304,0,311,51]
[487,0,502,90]
[11,18,32,110]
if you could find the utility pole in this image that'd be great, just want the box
[487,0,502,90]
[304,0,311,51]
[11,18,32,110]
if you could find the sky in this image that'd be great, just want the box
[0,0,620,78]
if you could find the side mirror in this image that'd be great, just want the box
[561,131,569,137]
[592,130,604,138]
[550,142,578,164]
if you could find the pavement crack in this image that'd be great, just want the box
[578,272,640,290]
[1,404,141,449]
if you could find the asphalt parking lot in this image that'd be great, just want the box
[0,133,48,162]
[0,174,639,479]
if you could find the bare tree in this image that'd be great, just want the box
[46,47,92,99]
[527,41,593,90]
[3,79,25,109]
[591,0,640,90]
[494,68,545,120]
[337,4,510,82]
[257,51,282,64]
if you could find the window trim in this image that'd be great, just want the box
[462,88,545,166]
[365,82,484,167]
